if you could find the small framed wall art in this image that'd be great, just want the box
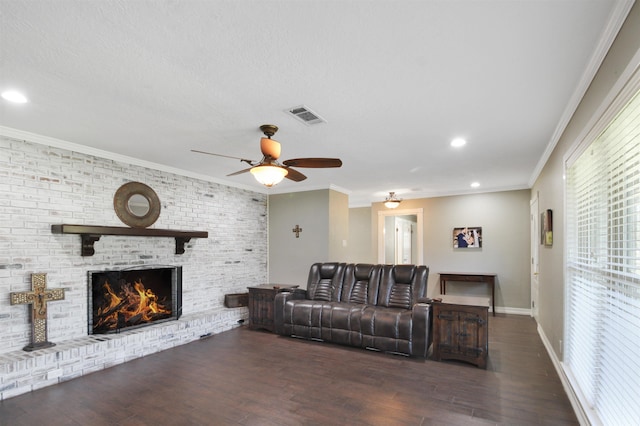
[453,227,482,248]
[541,209,553,246]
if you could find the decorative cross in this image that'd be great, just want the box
[10,273,65,351]
[292,224,303,238]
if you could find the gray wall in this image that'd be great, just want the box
[329,189,349,260]
[349,189,532,312]
[347,207,372,263]
[531,3,640,359]
[268,189,349,287]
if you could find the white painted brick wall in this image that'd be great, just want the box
[0,135,266,400]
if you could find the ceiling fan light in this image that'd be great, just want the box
[384,192,402,209]
[250,165,288,187]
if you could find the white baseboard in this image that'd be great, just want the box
[497,306,531,315]
[536,324,590,426]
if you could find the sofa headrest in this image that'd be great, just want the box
[354,264,374,280]
[393,265,416,284]
[319,263,341,279]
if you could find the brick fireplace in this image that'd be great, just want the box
[1,134,268,401]
[88,266,182,335]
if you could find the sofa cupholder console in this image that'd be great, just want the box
[274,263,432,357]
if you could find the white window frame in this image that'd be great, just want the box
[563,59,640,425]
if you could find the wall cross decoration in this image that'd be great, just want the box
[10,273,65,351]
[292,224,303,238]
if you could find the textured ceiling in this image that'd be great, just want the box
[0,0,633,206]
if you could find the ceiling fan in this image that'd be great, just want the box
[192,124,342,187]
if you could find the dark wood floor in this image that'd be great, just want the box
[0,314,578,425]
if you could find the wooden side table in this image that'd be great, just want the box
[432,295,489,369]
[247,284,298,332]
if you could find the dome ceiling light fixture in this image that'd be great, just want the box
[250,164,288,187]
[384,192,402,209]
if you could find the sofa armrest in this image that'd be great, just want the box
[411,302,432,358]
[274,289,307,335]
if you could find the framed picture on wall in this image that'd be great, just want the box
[542,209,553,246]
[453,227,482,248]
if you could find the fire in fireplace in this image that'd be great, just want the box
[88,266,182,334]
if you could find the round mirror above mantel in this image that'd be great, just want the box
[113,182,161,228]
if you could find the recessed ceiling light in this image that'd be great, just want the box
[471,182,480,188]
[1,90,28,103]
[451,138,466,148]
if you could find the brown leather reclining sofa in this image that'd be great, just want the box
[274,262,432,357]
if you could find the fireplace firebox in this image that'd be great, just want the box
[88,266,182,334]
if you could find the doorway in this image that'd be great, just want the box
[378,208,423,264]
[530,196,539,320]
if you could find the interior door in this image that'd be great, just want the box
[378,209,423,265]
[395,217,413,264]
[530,196,540,320]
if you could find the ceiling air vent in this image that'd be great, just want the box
[286,105,327,125]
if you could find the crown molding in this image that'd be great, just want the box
[1,125,266,194]
[529,0,636,187]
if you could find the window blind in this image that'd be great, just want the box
[565,88,640,425]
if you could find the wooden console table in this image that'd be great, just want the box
[438,272,496,316]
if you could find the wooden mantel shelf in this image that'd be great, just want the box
[51,224,208,256]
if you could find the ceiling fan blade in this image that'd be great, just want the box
[284,167,307,182]
[191,149,255,165]
[194,126,334,184]
[227,167,253,177]
[282,158,342,168]
[260,138,281,160]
